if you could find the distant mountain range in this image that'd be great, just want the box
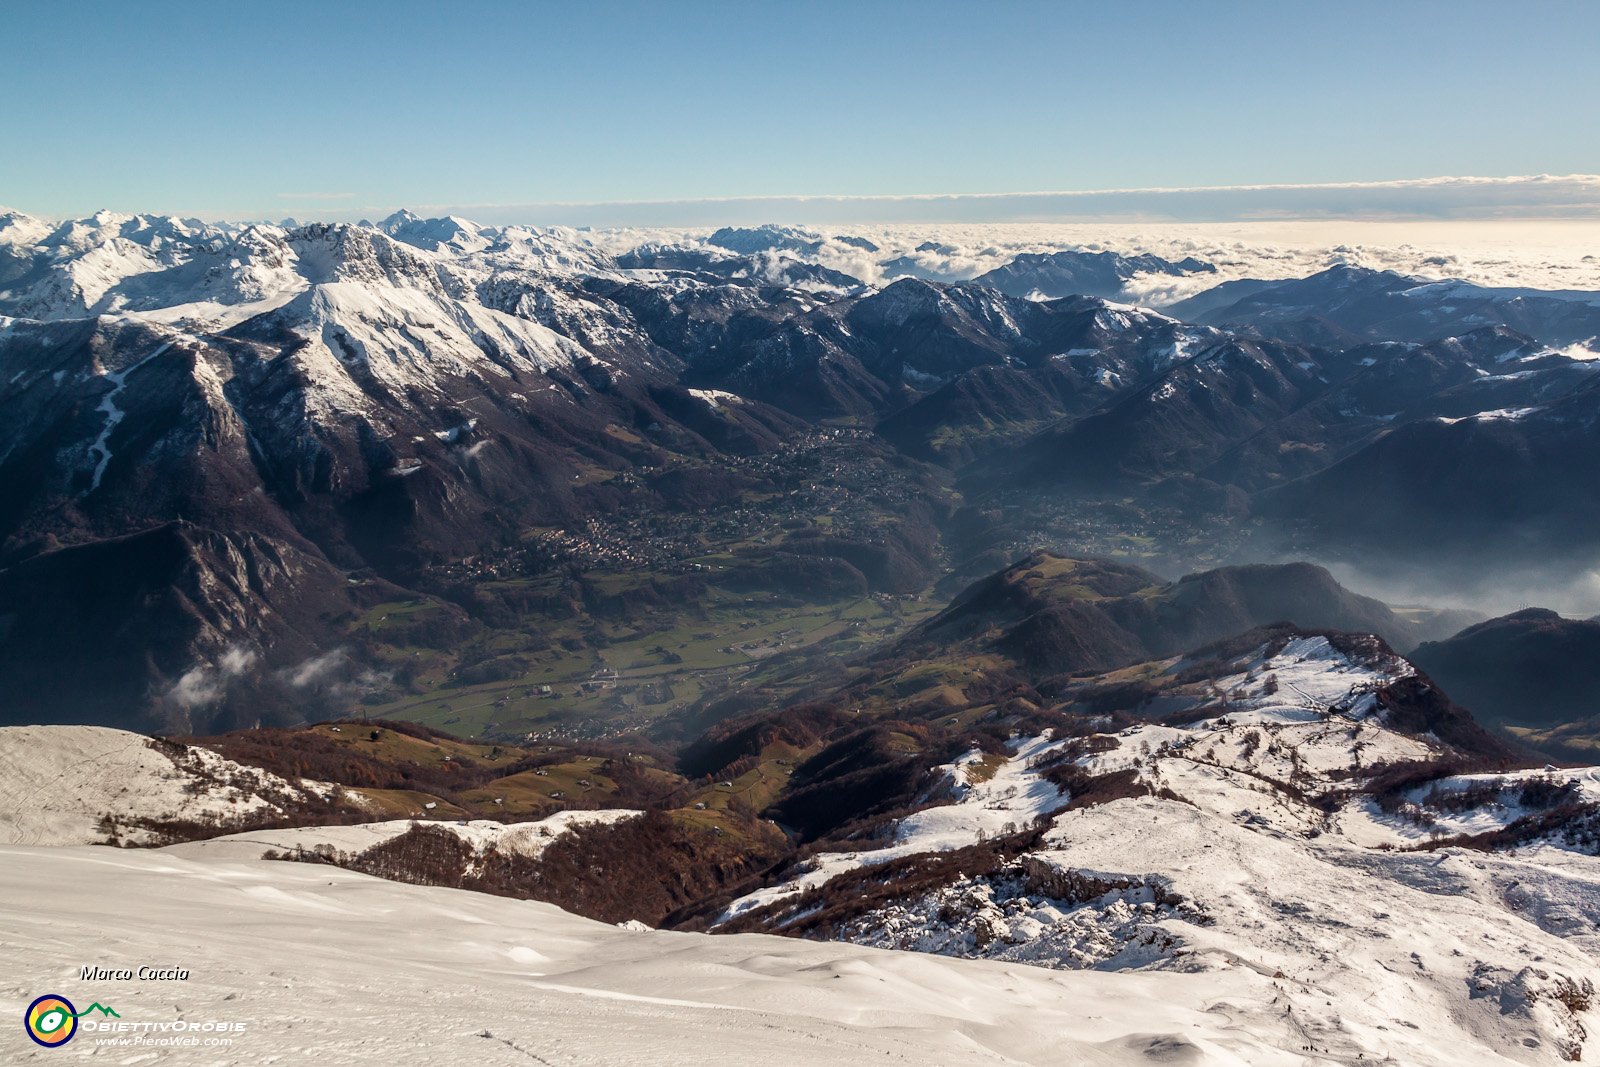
[2,210,1598,737]
[1171,264,1600,349]
[970,249,1214,300]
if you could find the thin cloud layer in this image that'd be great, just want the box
[410,174,1600,227]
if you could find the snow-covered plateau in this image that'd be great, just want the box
[0,842,1383,1066]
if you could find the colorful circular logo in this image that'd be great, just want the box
[24,994,78,1048]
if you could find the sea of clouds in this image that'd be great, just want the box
[575,217,1600,305]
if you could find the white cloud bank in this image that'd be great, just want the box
[408,174,1600,227]
[564,217,1600,295]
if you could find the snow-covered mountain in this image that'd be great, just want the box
[970,249,1216,301]
[4,208,1600,732]
[702,631,1600,1064]
[0,212,814,728]
[1170,264,1600,350]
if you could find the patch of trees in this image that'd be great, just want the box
[1409,801,1600,856]
[720,552,868,601]
[447,654,530,688]
[1362,756,1509,812]
[781,527,933,594]
[1059,678,1158,717]
[282,812,788,926]
[1039,765,1148,810]
[192,722,682,814]
[678,703,851,780]
[766,723,967,841]
[364,606,480,650]
[1374,675,1524,766]
[705,824,1049,938]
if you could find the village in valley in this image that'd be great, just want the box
[349,427,947,744]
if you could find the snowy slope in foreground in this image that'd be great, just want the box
[7,845,1326,1066]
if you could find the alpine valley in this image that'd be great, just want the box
[5,210,1600,1065]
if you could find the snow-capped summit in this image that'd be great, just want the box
[707,223,822,256]
[971,248,1216,301]
[1173,263,1600,349]
[0,208,52,250]
[377,208,493,254]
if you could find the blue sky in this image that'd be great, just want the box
[4,0,1598,223]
